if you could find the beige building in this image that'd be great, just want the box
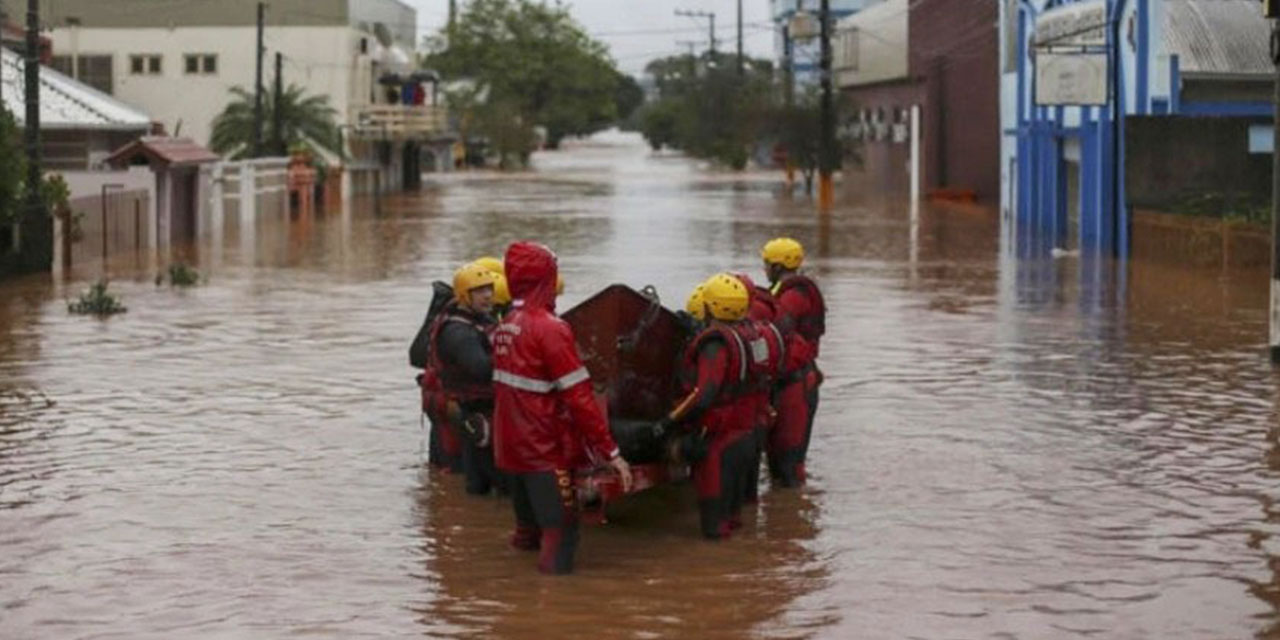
[2,0,450,193]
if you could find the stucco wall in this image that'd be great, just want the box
[44,26,364,149]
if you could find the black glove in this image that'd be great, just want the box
[651,417,675,439]
[673,310,703,334]
[678,431,709,463]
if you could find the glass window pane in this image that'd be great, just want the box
[131,56,144,74]
[203,55,216,74]
[185,55,198,74]
[149,56,161,74]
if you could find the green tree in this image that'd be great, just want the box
[614,72,644,124]
[637,53,775,169]
[209,85,341,159]
[0,105,25,229]
[425,0,622,155]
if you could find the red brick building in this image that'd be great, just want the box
[836,0,999,203]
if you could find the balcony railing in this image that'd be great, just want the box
[349,105,451,139]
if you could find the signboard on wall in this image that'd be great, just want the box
[1034,0,1106,47]
[1035,53,1108,105]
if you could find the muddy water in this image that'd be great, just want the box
[2,131,1279,639]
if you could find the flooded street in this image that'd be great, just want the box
[4,131,1280,639]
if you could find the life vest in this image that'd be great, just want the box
[772,275,826,342]
[679,320,779,401]
[427,305,494,404]
[748,285,780,322]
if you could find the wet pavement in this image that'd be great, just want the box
[2,130,1280,639]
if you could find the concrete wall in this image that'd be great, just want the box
[43,26,370,147]
[835,0,909,88]
[1124,115,1270,210]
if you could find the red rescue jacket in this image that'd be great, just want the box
[772,274,826,370]
[492,242,620,473]
[732,272,779,323]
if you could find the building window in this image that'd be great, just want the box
[50,54,114,94]
[184,54,217,75]
[129,54,162,76]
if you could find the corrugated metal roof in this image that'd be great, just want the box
[0,47,151,130]
[1164,0,1272,77]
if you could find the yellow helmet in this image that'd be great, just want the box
[762,237,805,270]
[452,261,497,306]
[701,272,749,322]
[685,283,707,321]
[474,256,504,275]
[492,271,512,306]
[556,273,565,296]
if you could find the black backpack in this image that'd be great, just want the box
[408,281,455,369]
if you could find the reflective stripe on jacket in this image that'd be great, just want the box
[492,241,620,473]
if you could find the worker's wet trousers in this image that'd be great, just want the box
[767,365,821,488]
[509,469,580,574]
[693,429,756,539]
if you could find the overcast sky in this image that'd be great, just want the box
[403,0,777,75]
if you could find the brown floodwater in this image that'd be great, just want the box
[3,131,1280,639]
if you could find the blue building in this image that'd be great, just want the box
[772,0,862,90]
[999,0,1272,257]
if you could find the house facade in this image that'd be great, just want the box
[1,0,450,194]
[0,46,151,169]
[999,0,1272,256]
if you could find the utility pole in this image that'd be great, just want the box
[675,9,716,57]
[737,0,743,75]
[273,51,284,156]
[21,0,48,272]
[818,0,835,211]
[448,0,457,29]
[1270,17,1280,363]
[253,1,265,158]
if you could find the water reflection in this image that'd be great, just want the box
[413,469,825,640]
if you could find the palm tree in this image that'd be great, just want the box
[209,85,342,160]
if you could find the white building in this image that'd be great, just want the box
[2,0,449,193]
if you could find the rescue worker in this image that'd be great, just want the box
[430,262,507,495]
[491,241,633,575]
[731,272,785,504]
[411,280,465,473]
[658,274,772,539]
[761,238,826,487]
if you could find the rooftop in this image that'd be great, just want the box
[1,47,151,130]
[106,136,220,169]
[1165,0,1273,77]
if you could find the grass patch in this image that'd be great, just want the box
[68,281,127,316]
[156,263,201,287]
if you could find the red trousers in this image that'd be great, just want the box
[767,365,821,487]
